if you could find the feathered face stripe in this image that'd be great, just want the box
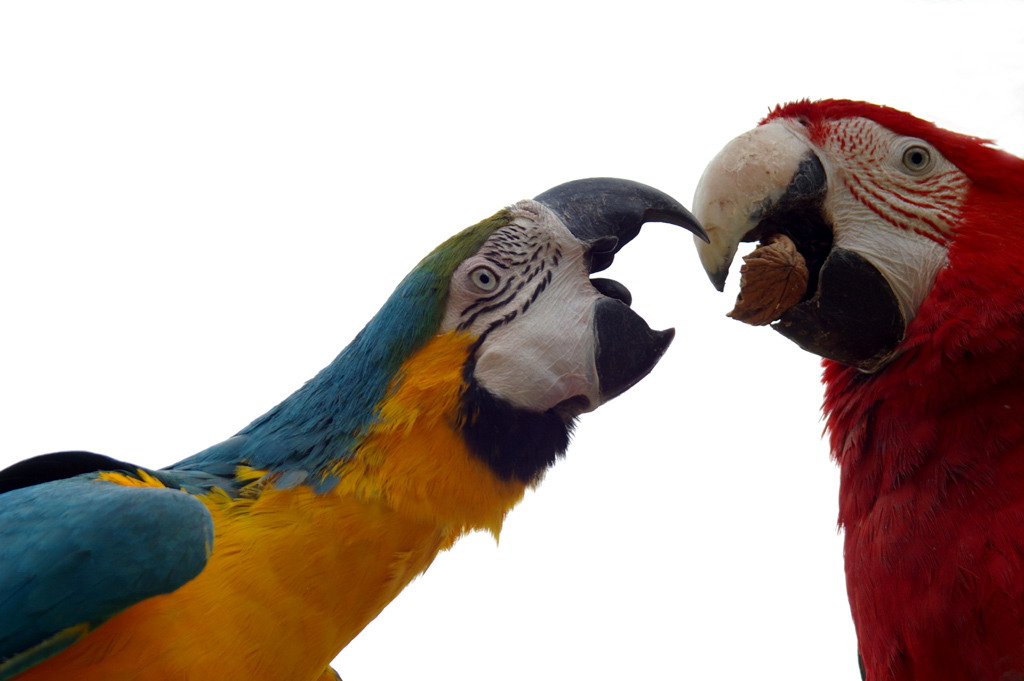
[455,220,562,334]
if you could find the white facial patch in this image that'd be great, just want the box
[819,118,968,325]
[442,201,603,413]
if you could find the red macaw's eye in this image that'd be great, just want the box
[901,144,933,173]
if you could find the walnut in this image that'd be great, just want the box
[727,234,809,326]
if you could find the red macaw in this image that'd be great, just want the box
[692,100,1024,680]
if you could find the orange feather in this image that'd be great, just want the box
[18,332,526,681]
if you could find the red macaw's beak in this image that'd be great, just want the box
[692,122,905,372]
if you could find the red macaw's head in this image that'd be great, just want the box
[692,99,1024,373]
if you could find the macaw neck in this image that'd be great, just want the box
[324,331,529,535]
[181,327,529,535]
[176,267,451,479]
[819,192,1024,680]
[825,192,1024,529]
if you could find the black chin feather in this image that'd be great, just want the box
[459,377,577,485]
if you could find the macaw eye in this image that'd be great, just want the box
[901,145,932,174]
[469,266,500,292]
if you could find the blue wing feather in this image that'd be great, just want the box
[0,475,213,676]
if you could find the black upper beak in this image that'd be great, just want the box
[533,177,695,403]
[534,178,707,273]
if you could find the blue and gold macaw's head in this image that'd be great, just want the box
[174,178,704,490]
[451,179,704,482]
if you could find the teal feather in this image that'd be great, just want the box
[0,477,213,679]
[0,209,512,674]
[172,210,511,484]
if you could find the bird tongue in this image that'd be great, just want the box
[590,277,632,306]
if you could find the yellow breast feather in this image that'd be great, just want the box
[18,331,524,681]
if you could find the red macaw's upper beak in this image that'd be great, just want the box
[692,121,905,372]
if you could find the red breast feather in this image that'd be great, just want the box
[822,110,1024,679]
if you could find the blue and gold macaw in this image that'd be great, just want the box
[0,179,703,681]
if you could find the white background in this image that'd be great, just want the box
[2,1,1023,679]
